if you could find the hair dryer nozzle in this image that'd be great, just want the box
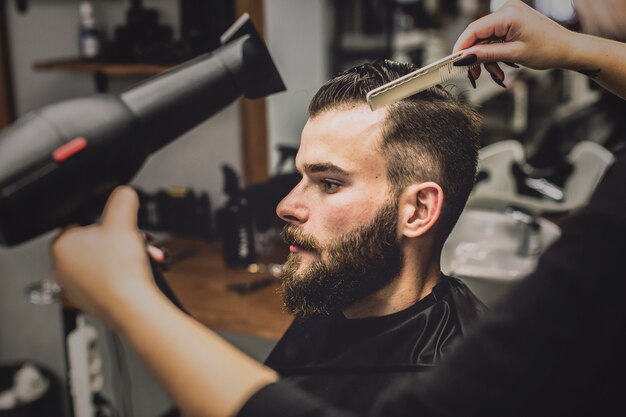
[121,12,286,153]
[220,13,286,99]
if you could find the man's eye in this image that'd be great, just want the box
[320,179,341,193]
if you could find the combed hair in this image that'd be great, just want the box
[308,60,482,244]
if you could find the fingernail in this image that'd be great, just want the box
[468,72,476,89]
[149,246,166,263]
[504,62,520,68]
[491,73,506,88]
[453,54,478,67]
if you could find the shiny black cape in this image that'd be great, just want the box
[264,275,487,415]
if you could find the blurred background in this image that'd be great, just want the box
[0,1,623,416]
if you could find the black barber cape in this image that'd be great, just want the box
[264,275,487,415]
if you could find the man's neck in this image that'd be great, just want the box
[342,259,441,319]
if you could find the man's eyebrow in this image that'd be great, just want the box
[303,163,350,176]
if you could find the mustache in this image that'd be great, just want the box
[281,225,321,252]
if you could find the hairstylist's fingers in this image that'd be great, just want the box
[484,62,506,87]
[469,65,481,81]
[101,186,140,231]
[461,42,525,69]
[454,1,572,71]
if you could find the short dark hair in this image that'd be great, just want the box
[308,60,482,243]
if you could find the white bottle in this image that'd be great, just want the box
[79,1,101,60]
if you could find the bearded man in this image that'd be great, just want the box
[262,59,487,414]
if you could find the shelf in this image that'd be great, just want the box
[33,57,173,75]
[32,57,175,92]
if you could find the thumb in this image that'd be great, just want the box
[101,186,140,231]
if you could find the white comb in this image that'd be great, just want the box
[366,51,477,110]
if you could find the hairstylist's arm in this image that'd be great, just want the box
[52,186,277,417]
[453,0,626,100]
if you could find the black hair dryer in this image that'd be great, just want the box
[0,13,286,247]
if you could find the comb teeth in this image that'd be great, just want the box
[439,62,471,82]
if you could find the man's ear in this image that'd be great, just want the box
[398,182,443,239]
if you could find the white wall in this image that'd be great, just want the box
[264,0,330,170]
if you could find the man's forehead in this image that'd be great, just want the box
[296,105,388,175]
[305,105,387,136]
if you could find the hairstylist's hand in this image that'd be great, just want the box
[52,186,157,328]
[453,0,575,85]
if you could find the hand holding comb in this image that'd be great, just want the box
[367,39,514,110]
[366,51,479,110]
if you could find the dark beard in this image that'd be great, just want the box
[280,200,403,318]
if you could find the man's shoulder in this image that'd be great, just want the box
[264,315,333,366]
[441,274,473,293]
[440,274,489,333]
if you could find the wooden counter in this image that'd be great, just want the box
[158,237,293,341]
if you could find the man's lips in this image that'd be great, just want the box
[289,245,305,253]
[289,245,313,253]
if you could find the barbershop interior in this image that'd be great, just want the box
[0,0,623,416]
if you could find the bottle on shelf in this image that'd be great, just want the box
[78,1,102,60]
[217,165,257,269]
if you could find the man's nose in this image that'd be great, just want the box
[276,187,308,225]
